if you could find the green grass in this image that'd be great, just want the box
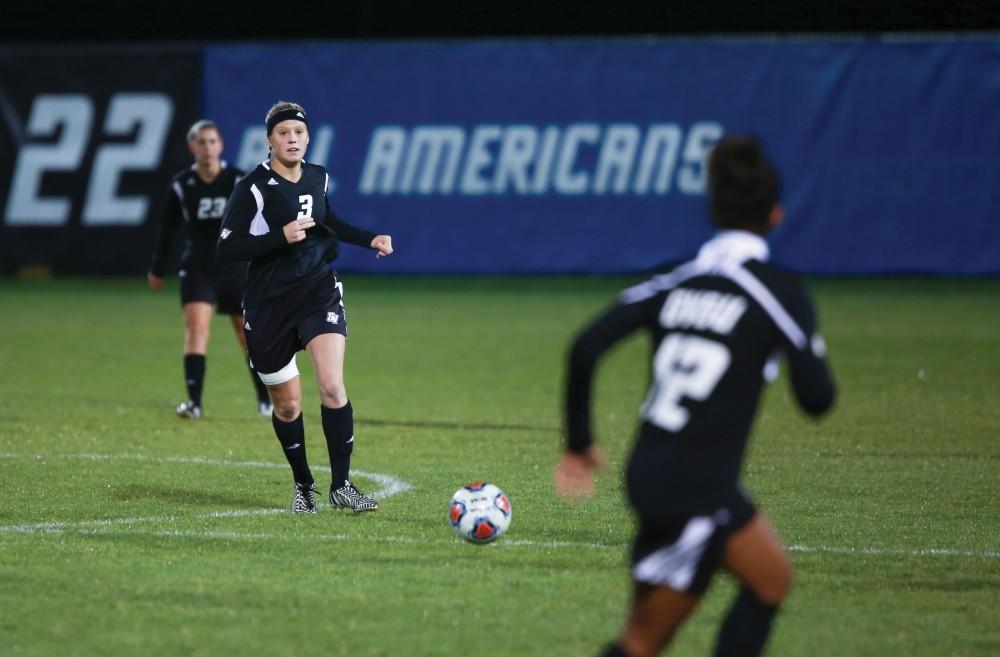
[0,276,998,657]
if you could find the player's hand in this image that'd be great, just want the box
[554,446,605,501]
[371,234,393,258]
[283,217,315,244]
[147,273,163,292]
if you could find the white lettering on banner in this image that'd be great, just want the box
[460,125,502,195]
[634,124,682,194]
[359,126,406,195]
[83,94,173,225]
[400,127,464,194]
[677,122,723,194]
[493,125,536,194]
[594,124,640,194]
[355,121,723,196]
[5,93,174,227]
[553,123,600,195]
[6,95,93,225]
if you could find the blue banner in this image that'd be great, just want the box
[205,38,1000,275]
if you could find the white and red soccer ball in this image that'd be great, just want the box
[449,482,512,544]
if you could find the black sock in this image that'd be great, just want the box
[321,402,354,489]
[247,360,270,404]
[271,412,313,485]
[598,643,631,657]
[183,354,205,406]
[713,587,779,657]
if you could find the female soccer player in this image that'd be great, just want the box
[217,101,393,514]
[148,120,272,419]
[555,136,835,657]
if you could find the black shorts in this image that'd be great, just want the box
[243,271,348,378]
[630,488,757,594]
[180,268,243,315]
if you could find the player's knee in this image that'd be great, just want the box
[757,558,793,606]
[272,398,301,422]
[317,381,348,408]
[619,631,665,657]
[185,326,210,347]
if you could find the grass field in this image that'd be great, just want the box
[1,276,998,657]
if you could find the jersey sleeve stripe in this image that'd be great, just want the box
[171,181,190,223]
[726,266,808,349]
[248,184,270,236]
[618,261,703,305]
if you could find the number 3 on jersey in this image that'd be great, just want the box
[642,334,731,432]
[297,194,313,219]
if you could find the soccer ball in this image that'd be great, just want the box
[448,482,512,544]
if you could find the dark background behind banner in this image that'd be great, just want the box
[205,38,1000,275]
[0,48,201,275]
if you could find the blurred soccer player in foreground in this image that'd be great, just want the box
[556,135,835,657]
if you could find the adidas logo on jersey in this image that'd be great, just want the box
[326,312,339,324]
[244,321,251,331]
[296,112,304,118]
[268,178,279,185]
[220,229,232,239]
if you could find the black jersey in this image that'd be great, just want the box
[566,230,835,517]
[216,160,377,309]
[148,162,245,277]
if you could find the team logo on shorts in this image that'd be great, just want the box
[326,312,339,324]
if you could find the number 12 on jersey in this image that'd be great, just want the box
[642,333,731,432]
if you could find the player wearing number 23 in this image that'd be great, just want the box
[556,135,835,657]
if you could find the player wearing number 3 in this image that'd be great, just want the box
[148,120,272,420]
[218,101,393,514]
[556,136,835,657]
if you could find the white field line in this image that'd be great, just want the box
[1,453,998,559]
[0,451,412,500]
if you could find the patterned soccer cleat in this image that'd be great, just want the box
[292,481,319,514]
[258,401,274,417]
[330,480,379,513]
[176,400,202,419]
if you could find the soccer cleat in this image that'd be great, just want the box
[258,401,274,417]
[292,481,319,514]
[176,400,202,419]
[329,480,379,513]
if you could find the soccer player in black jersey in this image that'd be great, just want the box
[556,136,836,657]
[148,120,272,420]
[218,101,393,514]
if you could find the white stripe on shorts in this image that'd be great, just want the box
[257,355,299,386]
[633,516,715,590]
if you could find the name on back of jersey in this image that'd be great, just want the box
[659,288,747,335]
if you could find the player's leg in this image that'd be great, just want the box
[299,274,377,513]
[602,583,700,657]
[604,514,716,657]
[178,301,213,418]
[712,513,792,657]
[303,333,376,512]
[227,313,272,415]
[266,373,318,513]
[246,301,316,513]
